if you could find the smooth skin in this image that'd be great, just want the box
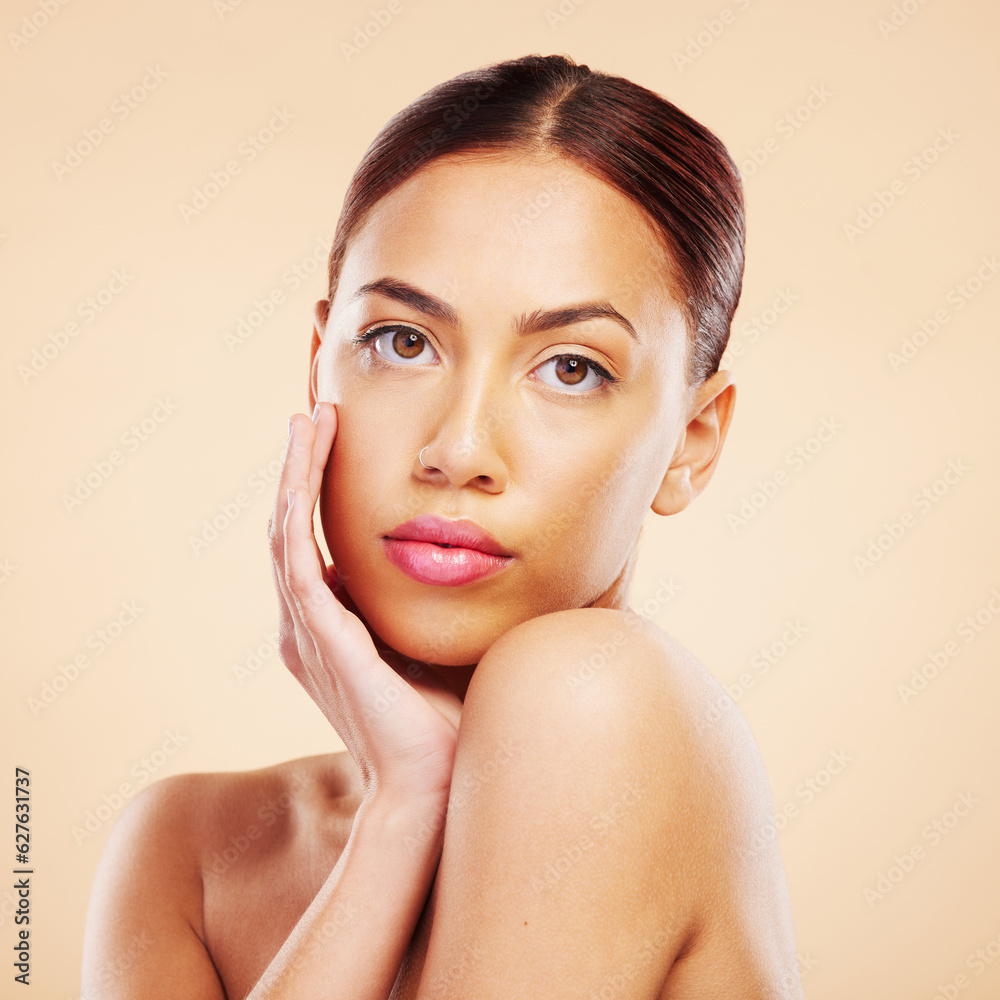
[80,152,803,999]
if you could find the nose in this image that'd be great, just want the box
[414,379,510,493]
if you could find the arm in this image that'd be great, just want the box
[81,775,448,1000]
[245,789,448,999]
[81,775,226,1000]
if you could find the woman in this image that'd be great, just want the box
[82,54,804,999]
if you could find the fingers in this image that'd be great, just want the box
[268,417,303,658]
[307,402,337,500]
[307,404,337,586]
[284,484,337,621]
[269,404,337,662]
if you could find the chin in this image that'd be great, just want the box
[381,623,488,668]
[355,590,495,667]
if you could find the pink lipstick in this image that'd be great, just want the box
[382,514,514,586]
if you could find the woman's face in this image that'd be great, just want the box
[310,152,732,667]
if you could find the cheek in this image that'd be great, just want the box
[318,409,391,573]
[513,437,648,593]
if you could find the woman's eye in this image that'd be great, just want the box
[360,325,437,365]
[534,355,615,393]
[354,327,616,393]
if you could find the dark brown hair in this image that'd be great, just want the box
[327,53,745,385]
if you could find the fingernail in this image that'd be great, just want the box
[287,488,296,509]
[311,403,321,424]
[288,417,294,439]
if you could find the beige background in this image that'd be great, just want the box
[3,0,998,997]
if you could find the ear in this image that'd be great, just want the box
[308,299,331,411]
[651,371,736,516]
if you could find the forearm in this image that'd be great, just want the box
[246,790,447,1000]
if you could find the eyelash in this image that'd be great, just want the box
[351,324,621,391]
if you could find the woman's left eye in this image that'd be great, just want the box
[353,325,617,393]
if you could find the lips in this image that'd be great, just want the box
[381,514,514,586]
[384,514,512,557]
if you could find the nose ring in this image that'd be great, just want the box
[418,446,434,470]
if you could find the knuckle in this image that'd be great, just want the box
[278,634,299,665]
[267,517,281,551]
[284,565,326,613]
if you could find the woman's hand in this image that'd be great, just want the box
[268,401,461,800]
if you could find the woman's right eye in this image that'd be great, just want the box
[353,324,438,366]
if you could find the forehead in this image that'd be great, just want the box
[337,153,681,328]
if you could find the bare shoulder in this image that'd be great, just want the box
[471,605,771,802]
[102,749,362,868]
[473,604,770,800]
[450,606,803,997]
[82,752,362,999]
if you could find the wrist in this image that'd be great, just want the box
[358,785,451,852]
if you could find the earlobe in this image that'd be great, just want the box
[650,372,736,517]
[651,466,693,517]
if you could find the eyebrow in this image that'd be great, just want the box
[351,276,640,342]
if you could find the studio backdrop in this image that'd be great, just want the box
[2,1,998,998]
